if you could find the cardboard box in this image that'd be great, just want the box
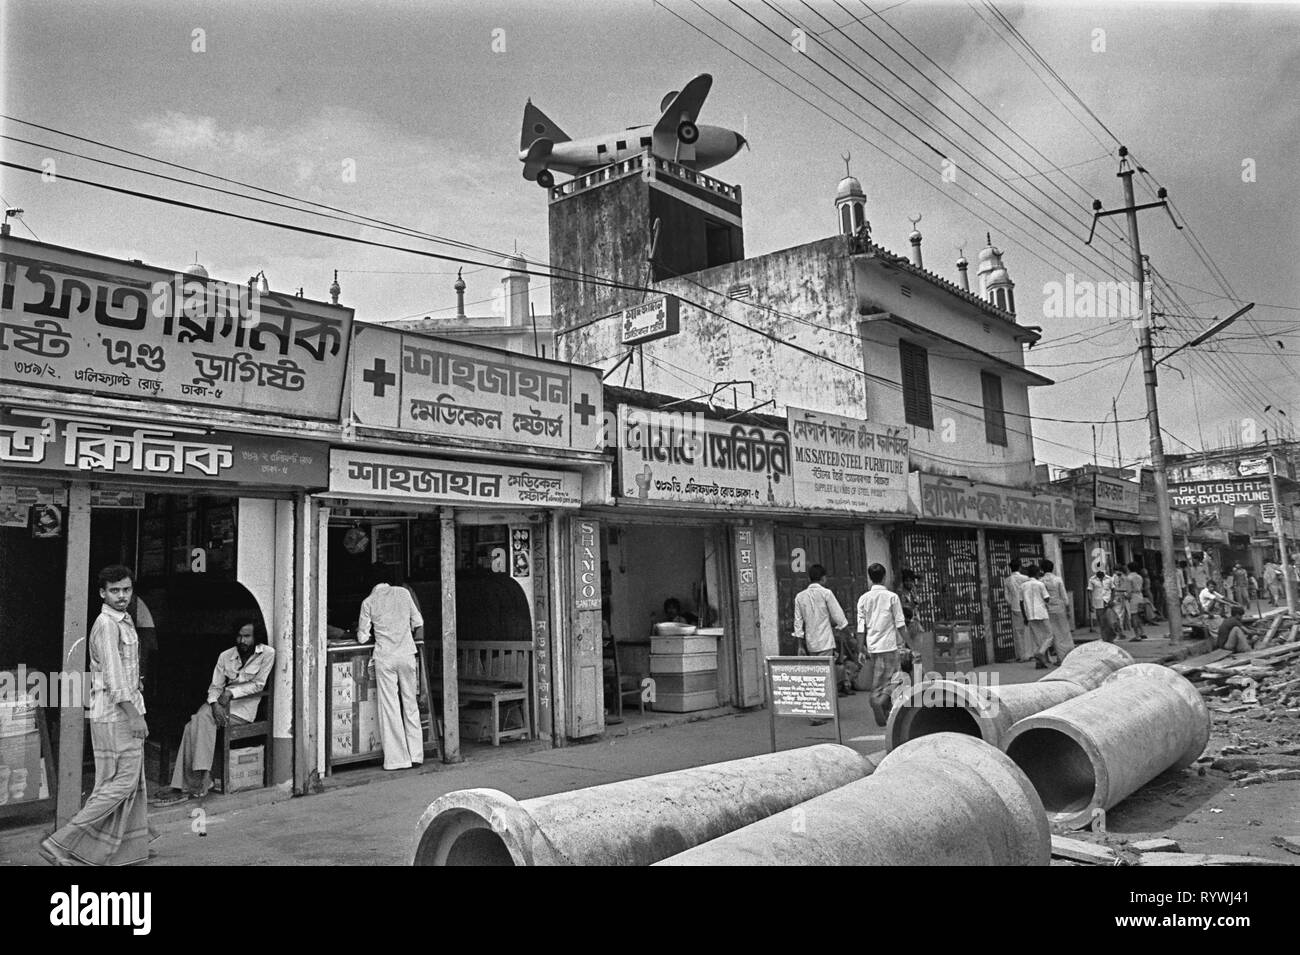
[227,745,265,793]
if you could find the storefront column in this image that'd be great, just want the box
[548,515,568,744]
[439,507,461,763]
[271,499,295,789]
[56,483,90,826]
[293,498,323,794]
[975,527,996,667]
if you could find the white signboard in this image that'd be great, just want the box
[786,407,909,514]
[329,449,582,508]
[1093,474,1140,515]
[619,296,680,346]
[617,405,794,508]
[350,325,603,452]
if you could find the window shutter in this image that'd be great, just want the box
[981,371,1007,446]
[899,340,933,430]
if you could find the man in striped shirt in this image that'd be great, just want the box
[40,565,152,866]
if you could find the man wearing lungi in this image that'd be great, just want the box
[40,565,152,866]
[152,619,275,803]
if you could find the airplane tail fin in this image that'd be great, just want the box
[520,100,570,151]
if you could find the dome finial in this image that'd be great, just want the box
[842,151,852,178]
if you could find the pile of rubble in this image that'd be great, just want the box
[1050,835,1297,867]
[1173,627,1300,726]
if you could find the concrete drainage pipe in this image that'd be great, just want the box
[656,733,1050,866]
[885,640,1135,752]
[411,743,872,866]
[1003,663,1211,830]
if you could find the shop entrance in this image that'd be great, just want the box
[774,527,868,657]
[323,509,540,770]
[986,531,1045,664]
[602,522,728,718]
[0,487,269,828]
[893,527,987,666]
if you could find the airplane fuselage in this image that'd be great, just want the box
[520,123,745,176]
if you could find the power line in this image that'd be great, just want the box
[2,158,1145,434]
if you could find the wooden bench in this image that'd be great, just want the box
[431,641,533,746]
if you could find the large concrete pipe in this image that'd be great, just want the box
[411,743,872,866]
[1003,663,1211,830]
[657,733,1050,866]
[886,640,1134,752]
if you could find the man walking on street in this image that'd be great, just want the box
[793,564,851,724]
[1087,567,1115,642]
[40,565,152,866]
[1022,564,1053,669]
[1232,563,1250,611]
[856,563,906,727]
[1004,559,1032,662]
[1041,559,1074,662]
[1263,558,1283,606]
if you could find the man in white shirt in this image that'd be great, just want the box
[155,619,275,802]
[1040,558,1074,662]
[1086,568,1114,642]
[1021,564,1053,669]
[793,564,851,710]
[856,563,906,727]
[1004,559,1032,661]
[357,564,425,770]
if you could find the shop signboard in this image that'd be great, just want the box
[350,325,603,453]
[734,525,758,601]
[619,296,680,346]
[1170,478,1271,508]
[1113,521,1142,537]
[0,237,352,420]
[0,409,329,487]
[786,406,909,514]
[573,519,602,611]
[913,473,1076,533]
[329,449,582,508]
[617,405,794,508]
[766,655,840,749]
[1093,474,1140,515]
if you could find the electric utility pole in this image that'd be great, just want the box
[1088,147,1183,640]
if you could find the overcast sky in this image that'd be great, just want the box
[3,0,1297,473]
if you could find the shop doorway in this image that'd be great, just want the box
[986,531,1045,664]
[602,522,727,717]
[893,527,987,666]
[323,511,539,769]
[774,527,868,657]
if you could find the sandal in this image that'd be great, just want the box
[149,789,192,807]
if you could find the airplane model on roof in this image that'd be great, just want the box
[519,73,747,188]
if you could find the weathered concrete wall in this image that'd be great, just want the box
[860,318,1036,487]
[563,236,866,420]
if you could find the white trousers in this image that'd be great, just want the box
[375,653,424,770]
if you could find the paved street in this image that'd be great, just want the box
[1,626,1205,866]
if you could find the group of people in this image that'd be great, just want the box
[793,562,915,728]
[1084,561,1160,646]
[40,564,275,866]
[1004,558,1076,668]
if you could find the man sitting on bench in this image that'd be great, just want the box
[153,620,275,804]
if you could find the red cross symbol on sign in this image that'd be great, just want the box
[363,358,396,397]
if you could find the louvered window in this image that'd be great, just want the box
[899,340,933,429]
[981,371,1007,446]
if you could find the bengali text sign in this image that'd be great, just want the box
[0,240,351,420]
[329,449,582,507]
[787,406,909,514]
[350,325,602,452]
